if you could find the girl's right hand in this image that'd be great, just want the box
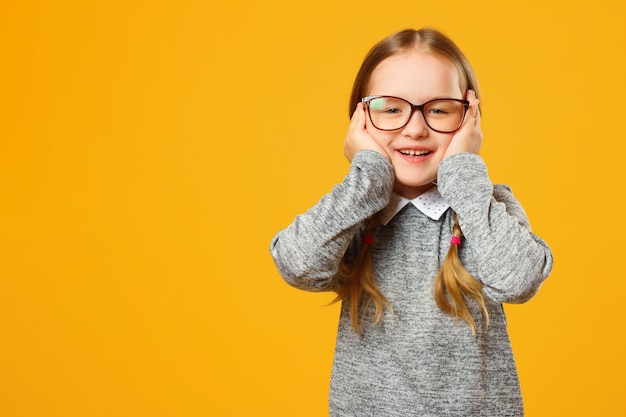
[344,102,390,163]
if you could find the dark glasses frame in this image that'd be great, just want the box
[362,95,470,133]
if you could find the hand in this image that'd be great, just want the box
[344,102,390,163]
[443,90,483,159]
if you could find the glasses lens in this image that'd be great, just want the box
[423,99,466,133]
[367,97,411,130]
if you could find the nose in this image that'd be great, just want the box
[401,108,429,138]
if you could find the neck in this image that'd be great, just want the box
[394,182,437,199]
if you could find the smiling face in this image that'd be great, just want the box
[365,49,464,199]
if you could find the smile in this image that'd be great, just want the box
[399,149,431,157]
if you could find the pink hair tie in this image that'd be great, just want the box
[450,236,462,246]
[363,235,374,246]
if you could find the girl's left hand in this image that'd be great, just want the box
[443,90,483,158]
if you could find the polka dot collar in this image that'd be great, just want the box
[378,187,450,225]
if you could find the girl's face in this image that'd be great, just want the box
[365,50,463,199]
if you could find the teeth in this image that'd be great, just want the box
[400,149,429,156]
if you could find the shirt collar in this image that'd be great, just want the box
[378,187,450,225]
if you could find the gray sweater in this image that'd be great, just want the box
[270,150,553,416]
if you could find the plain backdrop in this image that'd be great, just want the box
[1,1,625,416]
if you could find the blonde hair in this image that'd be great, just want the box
[334,217,390,334]
[433,214,489,335]
[336,28,488,335]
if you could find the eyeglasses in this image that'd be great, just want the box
[362,96,470,133]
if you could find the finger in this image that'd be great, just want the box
[354,103,371,134]
[464,90,479,125]
[349,102,363,127]
[472,98,480,126]
[356,102,366,122]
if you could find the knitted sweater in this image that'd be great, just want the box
[270,150,553,417]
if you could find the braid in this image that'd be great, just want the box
[335,213,488,335]
[334,216,391,334]
[434,213,489,335]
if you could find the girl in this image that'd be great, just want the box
[270,28,553,417]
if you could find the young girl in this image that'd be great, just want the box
[270,28,553,417]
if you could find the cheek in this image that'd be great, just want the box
[429,132,454,153]
[365,119,394,148]
[438,135,454,150]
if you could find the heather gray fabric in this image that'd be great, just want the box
[270,150,553,417]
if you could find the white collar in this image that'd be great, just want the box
[378,187,450,225]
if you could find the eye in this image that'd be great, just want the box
[384,107,403,114]
[426,100,463,118]
[428,105,451,115]
[369,97,408,116]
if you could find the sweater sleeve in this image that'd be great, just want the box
[270,150,394,292]
[437,153,553,304]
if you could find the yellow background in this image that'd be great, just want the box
[1,1,625,416]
